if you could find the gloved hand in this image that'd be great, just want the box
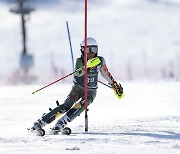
[111,81,124,99]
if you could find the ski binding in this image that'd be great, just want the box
[61,127,72,135]
[27,128,45,136]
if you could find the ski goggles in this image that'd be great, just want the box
[81,46,98,54]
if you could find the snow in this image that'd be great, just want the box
[0,82,180,154]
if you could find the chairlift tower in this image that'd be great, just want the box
[10,0,34,70]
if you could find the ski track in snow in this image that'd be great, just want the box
[0,82,180,154]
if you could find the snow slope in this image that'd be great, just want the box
[0,82,180,154]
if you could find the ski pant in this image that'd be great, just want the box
[42,84,97,124]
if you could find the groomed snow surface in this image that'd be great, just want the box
[0,81,180,154]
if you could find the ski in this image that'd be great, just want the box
[27,127,71,136]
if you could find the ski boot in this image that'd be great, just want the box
[28,118,47,136]
[51,114,71,135]
[50,99,85,135]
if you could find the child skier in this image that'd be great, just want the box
[30,37,123,135]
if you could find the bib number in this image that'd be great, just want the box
[88,77,95,83]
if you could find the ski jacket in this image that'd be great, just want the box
[73,56,115,89]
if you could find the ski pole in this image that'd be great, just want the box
[98,80,124,99]
[32,57,101,94]
[32,67,82,94]
[32,74,113,94]
[98,80,112,89]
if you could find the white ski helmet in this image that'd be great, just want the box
[80,37,98,47]
[80,37,98,56]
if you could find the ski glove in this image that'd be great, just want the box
[75,57,101,77]
[111,81,124,99]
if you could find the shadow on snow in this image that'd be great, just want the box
[74,131,180,140]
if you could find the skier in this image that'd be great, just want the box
[30,37,123,135]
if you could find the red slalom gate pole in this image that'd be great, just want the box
[84,0,88,132]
